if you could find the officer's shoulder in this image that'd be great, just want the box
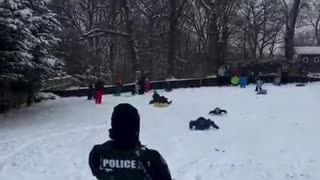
[140,146,162,159]
[91,141,113,152]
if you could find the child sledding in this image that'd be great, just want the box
[209,107,228,115]
[149,91,172,107]
[189,117,219,130]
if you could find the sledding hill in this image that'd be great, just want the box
[1,84,320,180]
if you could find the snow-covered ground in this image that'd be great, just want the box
[1,83,320,180]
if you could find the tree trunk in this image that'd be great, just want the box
[122,0,140,73]
[315,16,320,45]
[259,45,265,59]
[207,11,219,75]
[109,41,115,80]
[284,0,301,61]
[148,18,155,79]
[220,23,229,63]
[168,0,177,78]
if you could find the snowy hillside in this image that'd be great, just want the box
[1,84,320,180]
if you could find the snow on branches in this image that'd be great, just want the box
[0,0,62,82]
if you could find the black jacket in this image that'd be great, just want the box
[89,141,172,180]
[138,77,146,94]
[95,81,104,91]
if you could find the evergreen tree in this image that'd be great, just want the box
[0,0,36,81]
[0,0,62,82]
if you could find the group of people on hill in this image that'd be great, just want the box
[87,72,153,104]
[131,72,151,95]
[217,63,293,87]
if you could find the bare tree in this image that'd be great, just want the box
[121,0,141,72]
[304,0,320,45]
[167,0,188,78]
[48,0,308,82]
[283,0,302,60]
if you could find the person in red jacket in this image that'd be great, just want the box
[232,65,240,77]
[95,80,104,104]
[144,78,150,92]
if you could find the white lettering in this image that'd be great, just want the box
[131,160,136,168]
[124,160,131,168]
[109,160,115,167]
[101,159,137,169]
[115,160,120,168]
[103,159,109,167]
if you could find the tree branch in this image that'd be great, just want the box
[82,28,128,39]
[199,0,211,12]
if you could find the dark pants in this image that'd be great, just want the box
[281,72,288,84]
[116,85,122,95]
[217,76,223,86]
[255,86,262,91]
[88,90,94,100]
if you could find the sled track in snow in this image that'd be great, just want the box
[0,125,107,170]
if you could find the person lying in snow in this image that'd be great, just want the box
[149,91,172,104]
[189,117,219,130]
[209,107,228,115]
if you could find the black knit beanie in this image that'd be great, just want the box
[109,103,140,146]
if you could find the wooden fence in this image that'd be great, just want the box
[46,76,320,98]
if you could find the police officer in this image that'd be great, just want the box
[89,103,172,180]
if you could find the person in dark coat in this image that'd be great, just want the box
[281,64,289,84]
[87,84,94,100]
[152,91,160,100]
[189,117,219,130]
[95,80,104,104]
[165,82,172,92]
[149,91,172,105]
[89,104,172,180]
[115,78,123,96]
[138,74,146,95]
[209,107,227,115]
[300,63,308,83]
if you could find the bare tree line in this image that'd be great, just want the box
[48,0,317,83]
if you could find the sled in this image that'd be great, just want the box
[257,89,267,95]
[296,83,306,87]
[153,103,170,108]
[231,76,240,86]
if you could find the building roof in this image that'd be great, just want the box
[295,46,320,55]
